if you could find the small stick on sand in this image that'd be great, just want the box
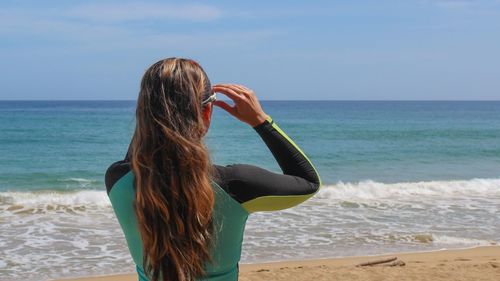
[383,260,406,267]
[356,257,398,267]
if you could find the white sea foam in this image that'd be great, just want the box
[431,235,497,246]
[1,177,498,209]
[1,178,499,280]
[0,190,111,208]
[241,178,500,262]
[316,178,500,201]
[58,178,97,188]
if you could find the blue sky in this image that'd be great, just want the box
[1,0,499,100]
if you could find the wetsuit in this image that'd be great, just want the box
[105,115,322,281]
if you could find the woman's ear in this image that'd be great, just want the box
[202,103,213,132]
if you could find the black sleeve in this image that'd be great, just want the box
[253,115,320,186]
[104,139,132,195]
[212,115,322,213]
[105,160,131,195]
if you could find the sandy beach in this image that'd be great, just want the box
[54,246,500,281]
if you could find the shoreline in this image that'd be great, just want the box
[54,245,500,281]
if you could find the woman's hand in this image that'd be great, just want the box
[212,84,268,127]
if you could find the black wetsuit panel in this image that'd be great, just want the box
[105,116,321,209]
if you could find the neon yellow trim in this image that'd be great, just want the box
[240,115,322,213]
[241,193,315,213]
[265,115,323,187]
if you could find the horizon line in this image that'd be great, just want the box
[1,99,500,102]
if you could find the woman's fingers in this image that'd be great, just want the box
[213,100,236,115]
[234,84,251,93]
[212,85,245,102]
[212,83,267,127]
[217,84,252,98]
[214,83,250,95]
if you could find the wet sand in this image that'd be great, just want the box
[54,246,500,281]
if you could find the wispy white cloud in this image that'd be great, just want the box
[65,2,222,22]
[0,1,282,52]
[0,2,223,36]
[435,0,478,8]
[432,0,500,9]
[0,6,278,53]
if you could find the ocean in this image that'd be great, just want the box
[0,100,499,280]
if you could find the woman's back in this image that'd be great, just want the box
[106,116,321,280]
[107,172,248,281]
[104,58,321,281]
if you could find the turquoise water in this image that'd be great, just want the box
[1,101,499,280]
[1,101,500,191]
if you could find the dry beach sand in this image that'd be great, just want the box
[54,246,500,281]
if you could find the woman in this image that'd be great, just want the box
[105,57,322,281]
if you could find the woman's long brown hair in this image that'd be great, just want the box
[130,58,215,281]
